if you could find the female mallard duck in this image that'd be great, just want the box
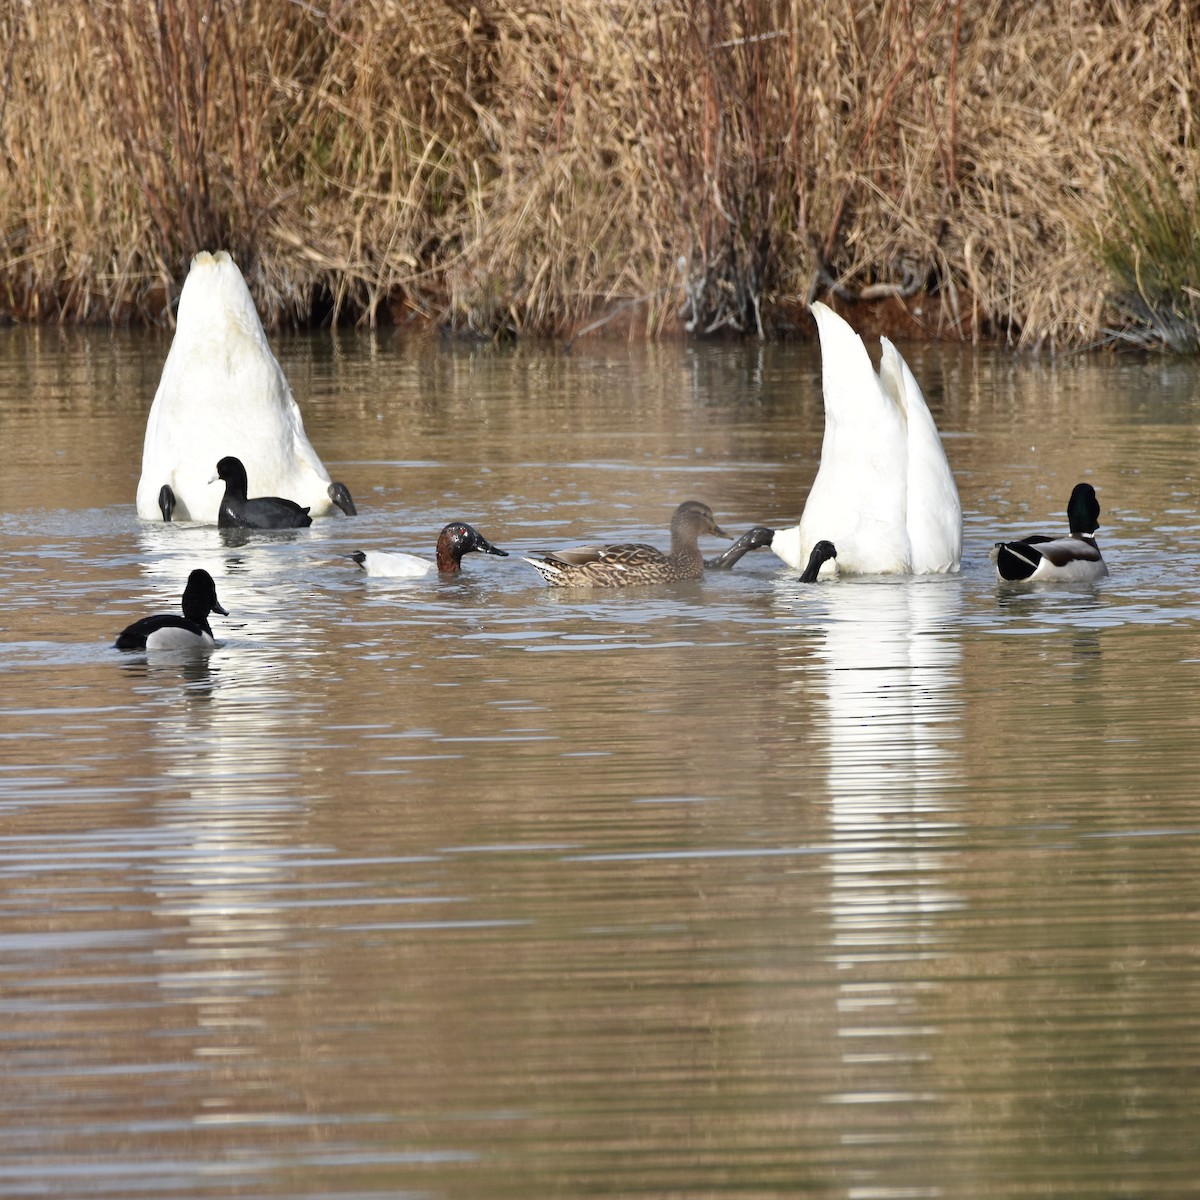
[213,455,312,529]
[708,530,837,581]
[523,500,729,587]
[350,522,508,577]
[114,569,228,652]
[137,250,356,523]
[991,482,1108,582]
[763,302,961,576]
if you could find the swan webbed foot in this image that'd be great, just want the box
[157,484,176,522]
[799,539,838,582]
[328,481,357,516]
[706,526,776,570]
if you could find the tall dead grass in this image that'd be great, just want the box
[0,0,1197,346]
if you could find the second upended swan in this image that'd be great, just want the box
[764,302,961,576]
[136,250,355,523]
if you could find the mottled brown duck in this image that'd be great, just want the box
[523,501,729,588]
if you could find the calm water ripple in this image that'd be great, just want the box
[2,327,1200,1197]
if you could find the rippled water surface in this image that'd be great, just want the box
[3,324,1200,1198]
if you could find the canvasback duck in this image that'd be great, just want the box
[137,250,356,523]
[350,522,508,577]
[523,501,729,587]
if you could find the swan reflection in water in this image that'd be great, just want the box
[804,577,963,807]
[771,574,967,1127]
[773,573,966,953]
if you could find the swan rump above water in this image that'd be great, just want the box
[136,250,355,523]
[767,302,962,576]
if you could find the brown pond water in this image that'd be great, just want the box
[2,325,1200,1198]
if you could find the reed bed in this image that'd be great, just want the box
[0,0,1197,347]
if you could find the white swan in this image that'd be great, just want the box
[767,302,961,575]
[136,251,355,523]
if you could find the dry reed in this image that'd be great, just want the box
[1,0,1197,347]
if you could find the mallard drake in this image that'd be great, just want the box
[137,250,356,523]
[114,569,228,651]
[991,482,1108,582]
[765,302,961,575]
[523,500,729,587]
[350,523,508,577]
[212,455,312,529]
[708,530,837,581]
